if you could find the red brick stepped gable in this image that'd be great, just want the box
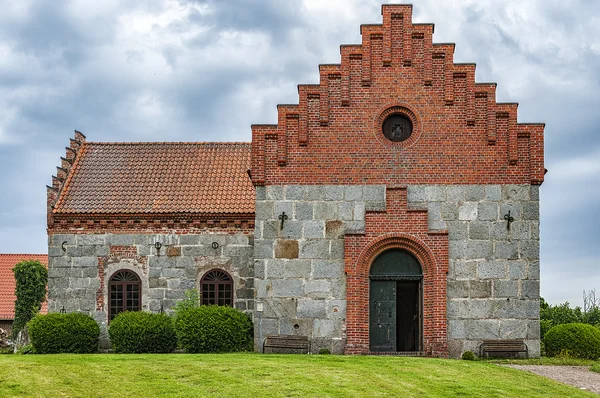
[251,4,545,186]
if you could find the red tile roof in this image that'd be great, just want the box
[0,254,48,320]
[53,142,255,215]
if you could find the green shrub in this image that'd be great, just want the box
[318,348,331,355]
[109,312,176,353]
[173,306,253,353]
[544,323,600,360]
[540,319,553,339]
[461,350,476,360]
[17,344,35,355]
[28,312,99,354]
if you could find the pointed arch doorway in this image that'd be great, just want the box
[369,249,422,352]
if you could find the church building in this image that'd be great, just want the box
[46,4,544,357]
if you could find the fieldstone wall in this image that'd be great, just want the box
[253,184,385,354]
[47,232,253,348]
[407,184,540,357]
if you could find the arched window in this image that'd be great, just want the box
[201,269,233,306]
[109,270,141,320]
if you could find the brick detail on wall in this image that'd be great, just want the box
[250,4,545,187]
[344,186,449,357]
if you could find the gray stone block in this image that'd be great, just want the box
[299,240,329,259]
[263,299,297,319]
[313,259,344,279]
[78,235,106,246]
[430,220,447,231]
[447,221,468,241]
[495,241,519,260]
[295,202,314,221]
[527,320,541,339]
[313,319,339,338]
[338,202,353,221]
[365,201,386,212]
[67,245,95,257]
[255,279,270,298]
[469,222,490,240]
[523,202,539,220]
[424,186,446,202]
[441,203,458,221]
[428,202,442,221]
[330,240,344,259]
[95,246,109,257]
[530,186,539,201]
[284,260,311,278]
[452,260,477,279]
[324,186,344,201]
[199,234,228,247]
[470,280,492,298]
[255,201,274,221]
[51,234,77,246]
[531,221,540,240]
[325,221,344,239]
[478,202,498,221]
[107,234,135,246]
[265,259,285,278]
[304,221,325,239]
[494,280,518,298]
[500,202,522,221]
[274,201,294,220]
[272,280,303,298]
[510,222,530,240]
[364,185,386,202]
[314,202,338,220]
[466,240,492,259]
[520,240,539,260]
[344,186,363,201]
[256,186,266,201]
[305,280,331,299]
[48,246,65,257]
[448,320,466,339]
[72,257,98,268]
[266,186,284,200]
[447,281,469,298]
[254,239,274,259]
[465,185,485,201]
[503,185,530,201]
[466,319,500,339]
[407,185,426,202]
[449,240,467,259]
[331,278,347,299]
[459,202,478,221]
[344,220,365,234]
[528,260,540,279]
[490,221,510,241]
[447,186,465,202]
[499,320,527,339]
[305,186,325,201]
[353,202,366,221]
[508,260,527,279]
[521,280,540,299]
[262,220,279,239]
[161,268,184,278]
[326,300,347,319]
[281,221,303,240]
[485,185,502,201]
[478,260,507,279]
[286,185,305,200]
[297,299,327,317]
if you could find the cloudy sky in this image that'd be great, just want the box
[0,0,598,307]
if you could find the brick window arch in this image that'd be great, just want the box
[201,269,233,306]
[109,270,141,321]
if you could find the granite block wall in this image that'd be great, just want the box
[408,184,540,357]
[47,232,253,348]
[253,184,385,354]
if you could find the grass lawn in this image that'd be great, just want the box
[0,353,596,397]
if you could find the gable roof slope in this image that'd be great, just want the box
[53,142,255,215]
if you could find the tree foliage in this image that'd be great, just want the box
[12,260,47,340]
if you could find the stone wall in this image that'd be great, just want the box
[253,184,385,354]
[407,184,540,357]
[47,232,253,348]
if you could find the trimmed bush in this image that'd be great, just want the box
[173,306,253,353]
[461,350,476,360]
[544,323,600,360]
[109,312,176,353]
[28,312,99,354]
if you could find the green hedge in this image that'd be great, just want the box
[544,323,600,359]
[173,306,253,353]
[28,312,99,354]
[109,312,176,353]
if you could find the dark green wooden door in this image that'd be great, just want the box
[369,280,396,352]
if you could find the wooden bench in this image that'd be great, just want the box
[263,334,309,354]
[479,339,528,358]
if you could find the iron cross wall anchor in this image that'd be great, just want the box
[504,210,515,231]
[278,212,288,230]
